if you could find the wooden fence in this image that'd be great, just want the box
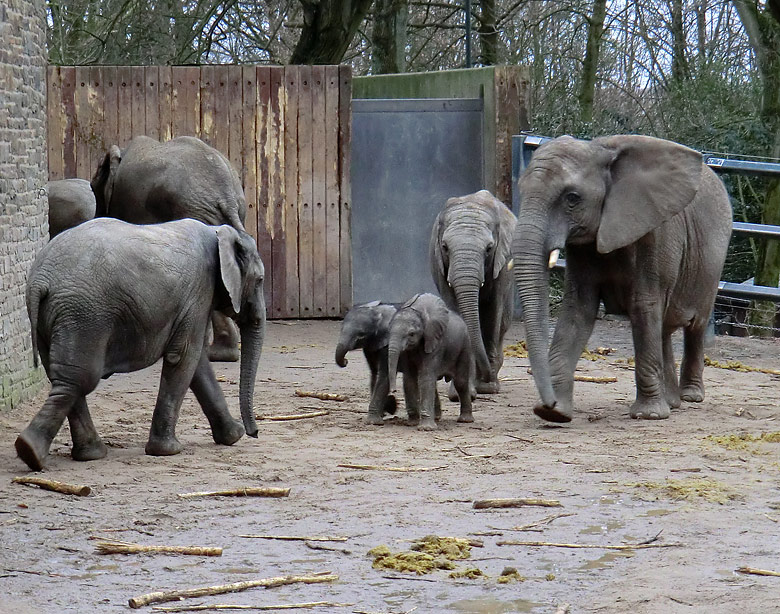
[47,65,352,319]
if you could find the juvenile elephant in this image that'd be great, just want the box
[91,135,248,362]
[386,294,474,430]
[430,190,517,394]
[46,178,96,238]
[17,218,265,471]
[514,134,732,423]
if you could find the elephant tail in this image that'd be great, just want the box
[26,282,46,369]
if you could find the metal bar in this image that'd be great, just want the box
[732,221,780,239]
[703,155,780,177]
[718,281,780,302]
[353,98,483,113]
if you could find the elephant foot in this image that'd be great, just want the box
[665,392,682,409]
[365,412,384,426]
[383,395,398,415]
[145,435,183,456]
[15,429,51,471]
[475,380,500,394]
[680,385,704,403]
[71,438,108,462]
[447,382,459,402]
[457,410,474,423]
[212,420,245,446]
[207,343,240,363]
[533,401,572,423]
[417,418,437,431]
[630,398,671,420]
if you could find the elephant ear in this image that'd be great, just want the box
[492,197,517,279]
[596,135,703,254]
[429,210,446,281]
[217,225,243,314]
[422,299,450,354]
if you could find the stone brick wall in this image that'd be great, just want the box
[0,0,48,411]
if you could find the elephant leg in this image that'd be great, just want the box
[69,397,108,462]
[403,370,420,422]
[628,302,670,420]
[679,319,707,402]
[537,277,599,422]
[434,389,442,420]
[417,371,438,431]
[207,311,240,362]
[16,383,80,471]
[662,329,681,409]
[189,352,245,445]
[454,357,474,424]
[447,380,459,402]
[146,351,201,456]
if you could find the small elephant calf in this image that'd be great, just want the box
[386,294,475,430]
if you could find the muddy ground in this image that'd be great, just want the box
[1,317,780,613]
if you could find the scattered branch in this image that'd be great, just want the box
[473,498,563,509]
[736,566,780,577]
[497,535,682,550]
[239,534,348,542]
[12,476,91,496]
[338,464,447,472]
[129,573,338,609]
[94,540,222,556]
[502,512,575,532]
[177,488,290,499]
[294,390,346,402]
[257,410,329,421]
[574,375,618,383]
[151,602,352,612]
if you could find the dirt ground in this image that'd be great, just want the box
[1,316,780,613]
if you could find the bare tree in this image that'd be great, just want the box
[289,0,374,64]
[372,0,408,73]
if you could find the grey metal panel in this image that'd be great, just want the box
[351,98,484,305]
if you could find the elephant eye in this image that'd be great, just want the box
[564,191,581,207]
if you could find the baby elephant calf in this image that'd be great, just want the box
[386,293,474,430]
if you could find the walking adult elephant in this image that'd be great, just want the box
[92,136,248,361]
[47,178,96,238]
[513,134,732,423]
[430,190,517,393]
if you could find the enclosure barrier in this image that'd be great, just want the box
[512,134,780,309]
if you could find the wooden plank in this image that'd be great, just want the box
[310,66,327,317]
[145,66,160,141]
[158,65,173,142]
[87,66,104,180]
[172,66,200,138]
[60,67,76,178]
[213,66,229,157]
[283,66,300,318]
[74,66,91,180]
[338,65,353,313]
[131,66,146,139]
[101,66,119,161]
[117,66,134,147]
[242,66,258,243]
[228,65,243,181]
[256,66,273,311]
[297,65,314,317]
[269,66,286,319]
[324,65,341,317]
[46,67,64,180]
[200,65,216,147]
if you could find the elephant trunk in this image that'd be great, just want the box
[334,341,351,367]
[387,337,402,393]
[238,319,265,438]
[513,216,557,410]
[450,268,491,383]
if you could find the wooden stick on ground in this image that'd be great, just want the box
[503,512,575,532]
[294,390,347,402]
[497,536,681,550]
[337,463,447,472]
[257,410,329,421]
[151,601,353,612]
[94,540,222,556]
[128,573,338,609]
[177,487,290,499]
[574,375,618,383]
[12,476,91,496]
[238,534,348,542]
[473,498,562,509]
[736,566,780,577]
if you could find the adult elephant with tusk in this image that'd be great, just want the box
[429,190,517,394]
[513,134,732,423]
[16,218,265,471]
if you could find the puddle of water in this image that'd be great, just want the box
[577,549,634,571]
[642,508,674,517]
[579,520,625,535]
[449,597,544,613]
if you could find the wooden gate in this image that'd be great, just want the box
[46,65,352,319]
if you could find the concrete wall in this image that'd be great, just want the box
[353,66,530,204]
[0,0,48,410]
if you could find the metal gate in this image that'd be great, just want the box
[350,98,484,304]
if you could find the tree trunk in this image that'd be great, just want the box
[734,0,780,335]
[578,0,607,125]
[670,0,689,84]
[372,0,407,74]
[290,0,374,65]
[478,0,498,66]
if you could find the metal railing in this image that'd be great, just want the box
[512,134,780,305]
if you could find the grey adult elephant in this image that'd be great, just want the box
[514,134,731,423]
[47,178,96,238]
[16,218,265,471]
[430,190,517,393]
[91,135,247,361]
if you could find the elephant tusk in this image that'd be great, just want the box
[548,249,560,269]
[506,258,514,271]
